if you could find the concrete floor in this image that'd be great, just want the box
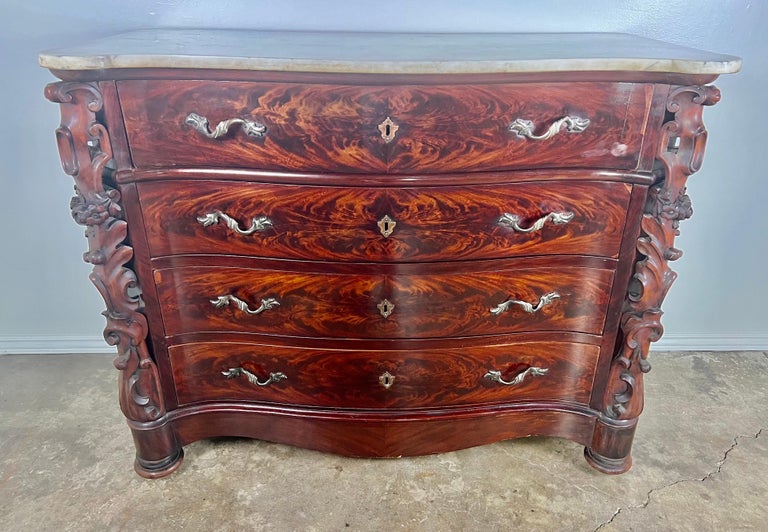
[0,351,766,531]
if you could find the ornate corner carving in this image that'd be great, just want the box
[46,82,165,423]
[602,85,720,420]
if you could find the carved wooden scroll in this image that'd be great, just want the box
[45,82,166,424]
[602,85,721,420]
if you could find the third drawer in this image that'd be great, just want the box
[153,259,615,339]
[138,180,632,261]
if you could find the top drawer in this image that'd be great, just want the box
[118,80,653,174]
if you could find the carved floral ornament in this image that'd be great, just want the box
[46,82,166,423]
[602,85,721,421]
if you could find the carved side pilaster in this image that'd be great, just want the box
[45,82,165,423]
[602,85,721,420]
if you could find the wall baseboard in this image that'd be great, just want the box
[0,335,113,355]
[1,333,766,355]
[652,333,768,351]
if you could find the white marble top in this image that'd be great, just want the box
[39,29,741,75]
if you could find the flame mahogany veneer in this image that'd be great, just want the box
[42,32,734,478]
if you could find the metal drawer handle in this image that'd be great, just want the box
[222,367,287,387]
[185,112,267,139]
[509,116,590,140]
[498,211,574,233]
[490,292,560,316]
[484,367,549,386]
[197,211,273,235]
[210,295,280,315]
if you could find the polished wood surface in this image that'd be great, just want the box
[52,66,722,86]
[138,179,631,261]
[169,340,599,407]
[119,80,652,173]
[161,402,598,458]
[44,34,731,477]
[154,260,614,338]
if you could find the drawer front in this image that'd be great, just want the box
[386,83,650,173]
[169,341,600,408]
[154,263,614,338]
[119,80,388,173]
[139,180,631,261]
[119,80,651,173]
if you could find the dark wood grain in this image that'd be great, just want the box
[152,253,615,272]
[167,330,603,351]
[154,261,614,339]
[169,340,599,407]
[46,81,183,477]
[386,83,650,173]
[118,182,180,410]
[118,80,652,173]
[52,67,720,86]
[138,180,632,262]
[591,183,649,410]
[45,48,726,476]
[586,85,722,474]
[166,402,598,458]
[119,80,389,172]
[120,167,656,187]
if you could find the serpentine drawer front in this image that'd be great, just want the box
[168,341,601,408]
[138,180,632,261]
[153,260,614,338]
[119,80,651,173]
[41,30,739,477]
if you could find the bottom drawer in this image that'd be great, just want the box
[169,341,599,408]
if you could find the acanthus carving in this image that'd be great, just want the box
[603,85,721,420]
[45,82,165,423]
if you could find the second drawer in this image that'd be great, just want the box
[153,260,614,339]
[169,340,600,408]
[138,180,632,261]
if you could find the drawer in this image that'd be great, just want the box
[153,260,614,339]
[139,180,631,261]
[169,341,600,408]
[119,80,652,173]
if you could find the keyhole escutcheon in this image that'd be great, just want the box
[379,371,396,390]
[377,116,399,143]
[377,299,395,319]
[377,214,396,238]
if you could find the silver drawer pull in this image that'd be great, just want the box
[484,367,549,386]
[185,112,267,139]
[509,116,590,140]
[498,211,574,233]
[210,295,280,315]
[197,211,273,235]
[222,367,287,387]
[490,292,560,316]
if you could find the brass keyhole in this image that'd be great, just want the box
[377,299,395,319]
[379,371,395,389]
[377,214,396,238]
[377,116,399,143]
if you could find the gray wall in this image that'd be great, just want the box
[1,0,765,353]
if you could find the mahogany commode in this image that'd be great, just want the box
[40,30,740,477]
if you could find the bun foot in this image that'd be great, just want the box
[584,446,631,474]
[134,448,184,479]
